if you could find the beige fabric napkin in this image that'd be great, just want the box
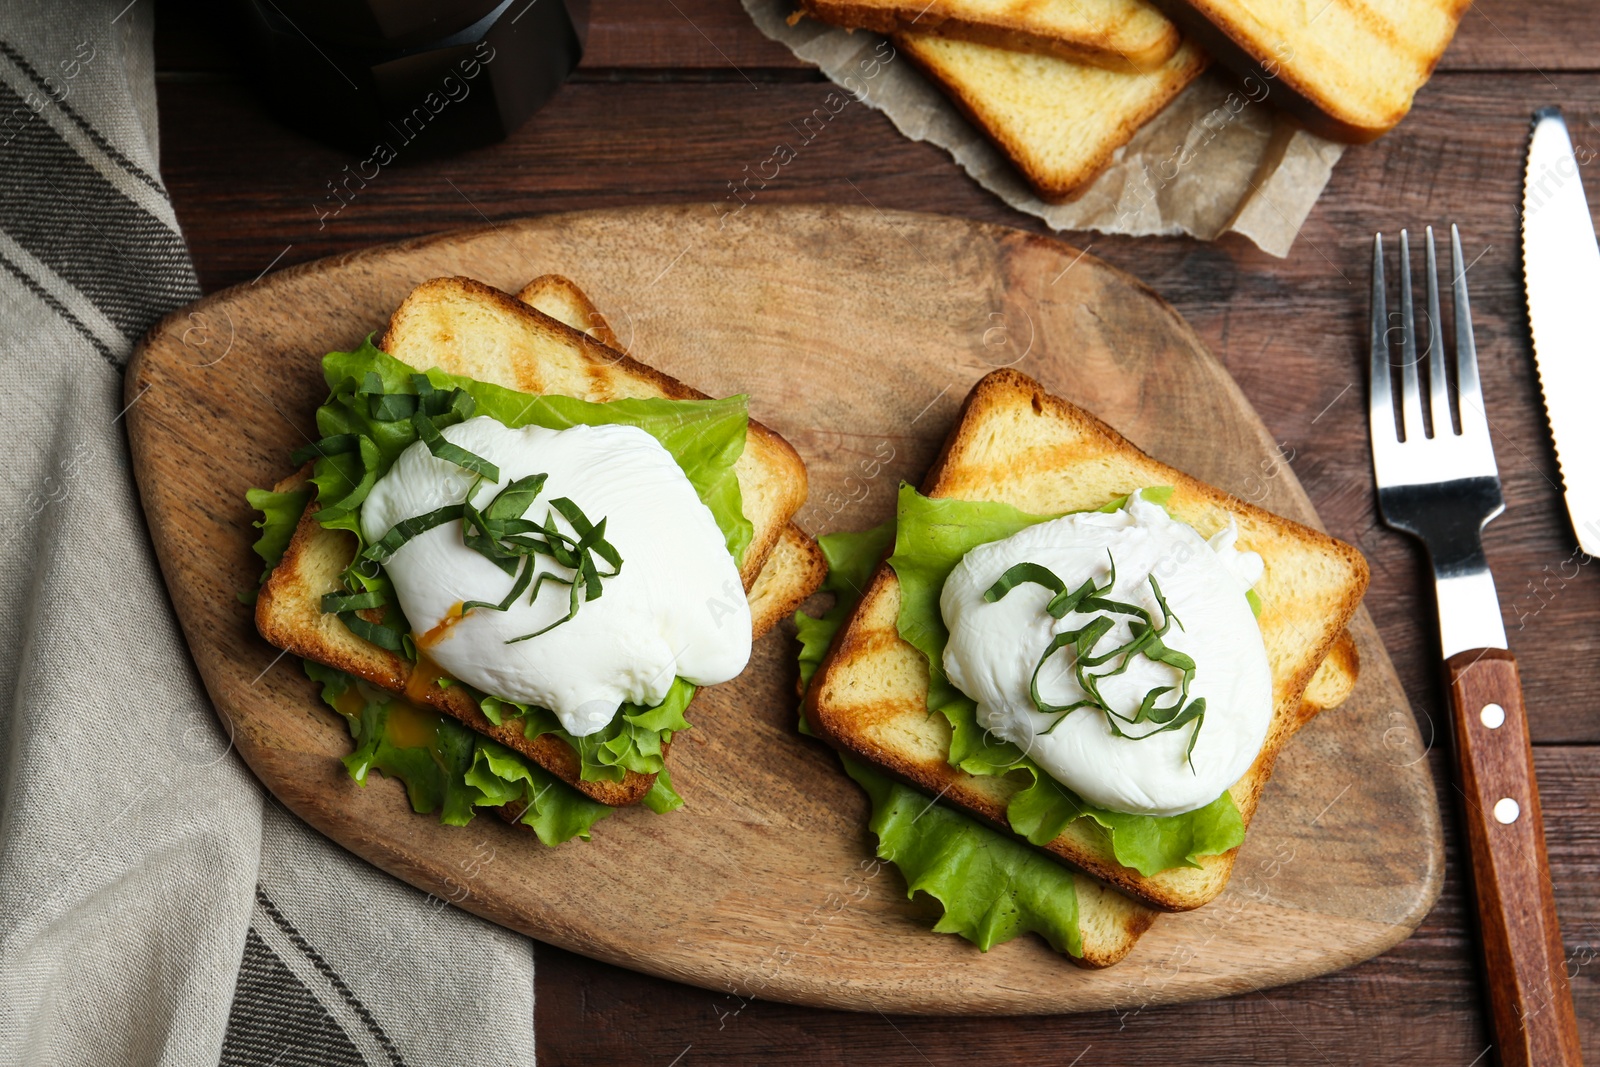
[0,4,536,1064]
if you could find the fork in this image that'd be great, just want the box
[1370,225,1582,1067]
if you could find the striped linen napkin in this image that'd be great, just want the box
[0,4,536,1064]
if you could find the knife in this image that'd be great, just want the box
[1523,107,1600,556]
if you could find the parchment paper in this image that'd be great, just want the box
[743,0,1345,257]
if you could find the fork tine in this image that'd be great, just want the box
[1397,230,1425,442]
[1424,226,1450,437]
[1451,224,1488,436]
[1370,233,1396,440]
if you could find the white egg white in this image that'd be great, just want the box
[939,491,1271,817]
[360,416,751,736]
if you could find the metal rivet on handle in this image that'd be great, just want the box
[1493,797,1521,824]
[1480,702,1506,729]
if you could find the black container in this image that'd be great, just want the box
[265,0,505,48]
[237,0,589,156]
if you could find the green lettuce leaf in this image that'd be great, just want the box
[795,523,1085,957]
[306,660,612,844]
[246,486,312,569]
[839,753,1082,956]
[477,677,694,788]
[464,743,616,845]
[641,764,684,814]
[240,485,312,603]
[885,482,1243,876]
[308,337,752,563]
[795,521,896,699]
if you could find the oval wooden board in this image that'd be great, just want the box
[126,204,1442,1015]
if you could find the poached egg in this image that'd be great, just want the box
[939,491,1271,817]
[360,416,751,736]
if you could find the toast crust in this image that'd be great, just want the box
[1075,883,1159,967]
[897,34,1209,203]
[1301,629,1358,721]
[806,369,1369,910]
[798,0,1181,73]
[256,276,815,806]
[1147,0,1466,142]
[748,526,829,637]
[518,273,626,351]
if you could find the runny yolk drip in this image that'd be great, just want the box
[406,604,467,705]
[333,687,366,718]
[419,601,469,650]
[405,651,450,705]
[384,699,439,749]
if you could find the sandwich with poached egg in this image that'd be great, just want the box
[249,276,821,843]
[798,368,1367,963]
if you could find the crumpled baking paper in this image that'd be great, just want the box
[743,0,1345,257]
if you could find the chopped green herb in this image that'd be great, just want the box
[454,477,623,643]
[319,589,386,613]
[359,503,465,565]
[337,610,406,651]
[412,410,501,481]
[985,553,1207,767]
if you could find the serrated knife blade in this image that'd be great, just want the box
[1523,106,1600,556]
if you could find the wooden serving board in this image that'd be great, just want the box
[126,204,1442,1014]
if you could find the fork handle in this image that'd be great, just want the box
[1446,648,1583,1066]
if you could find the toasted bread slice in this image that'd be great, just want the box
[258,277,811,805]
[806,369,1368,910]
[515,273,827,638]
[517,273,626,352]
[748,525,830,638]
[897,33,1209,203]
[1148,0,1464,142]
[383,278,808,588]
[1070,876,1159,967]
[799,0,1180,73]
[1301,628,1358,721]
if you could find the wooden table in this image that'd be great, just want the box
[152,2,1600,1062]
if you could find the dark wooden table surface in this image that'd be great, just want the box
[153,2,1600,1062]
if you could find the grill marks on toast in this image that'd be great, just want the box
[805,368,1368,911]
[381,277,809,590]
[896,34,1209,203]
[1152,0,1466,141]
[255,276,818,807]
[798,0,1181,73]
[514,274,826,638]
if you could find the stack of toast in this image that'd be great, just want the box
[797,0,1467,201]
[803,369,1368,964]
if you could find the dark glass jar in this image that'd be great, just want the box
[236,0,589,156]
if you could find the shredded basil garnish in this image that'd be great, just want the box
[309,374,624,651]
[456,476,623,642]
[413,411,500,481]
[337,610,406,650]
[290,432,364,467]
[320,589,386,613]
[359,504,465,565]
[986,554,1207,768]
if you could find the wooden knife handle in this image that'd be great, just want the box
[1446,648,1584,1067]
